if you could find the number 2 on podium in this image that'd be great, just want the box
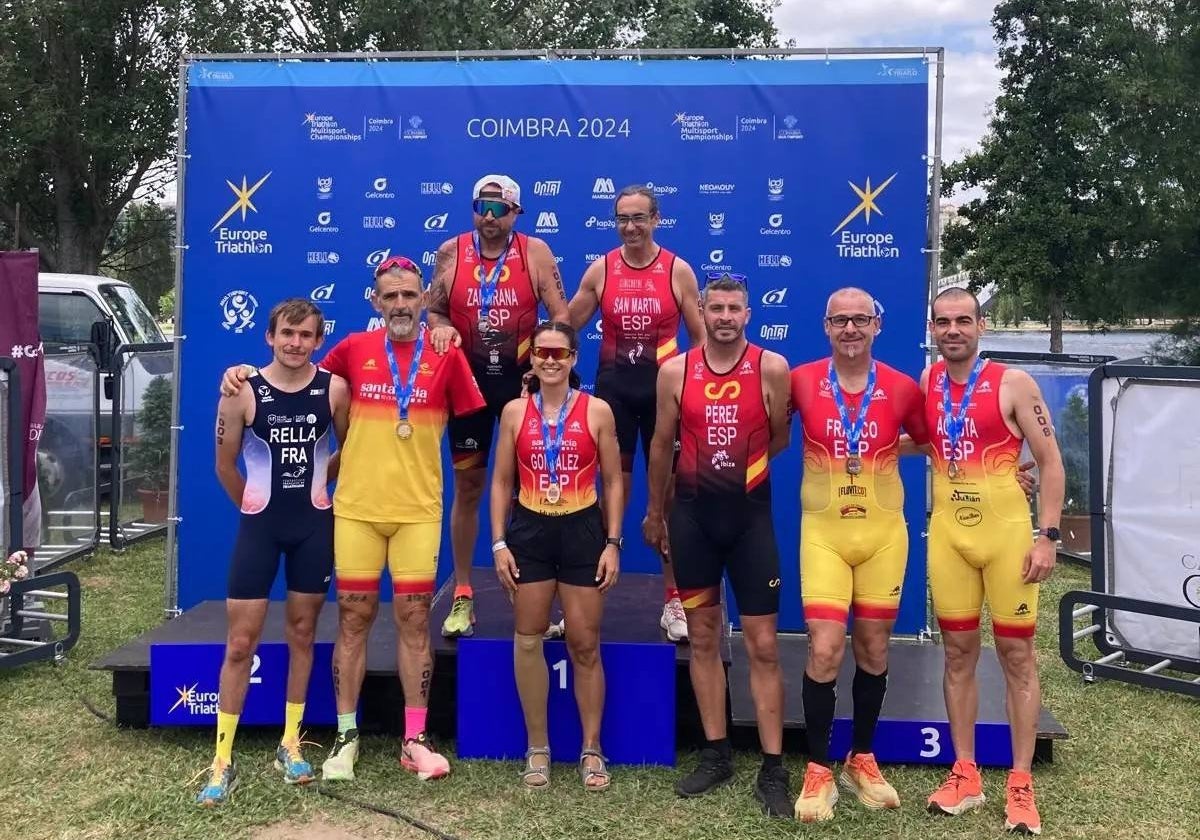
[552,658,568,690]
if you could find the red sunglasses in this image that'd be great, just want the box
[373,255,424,279]
[531,346,575,361]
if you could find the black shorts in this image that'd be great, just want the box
[227,508,334,599]
[506,503,605,588]
[595,367,679,472]
[449,373,523,470]
[669,498,780,616]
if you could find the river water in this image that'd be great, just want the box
[980,329,1160,360]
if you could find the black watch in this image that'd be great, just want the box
[605,537,623,551]
[1038,527,1061,542]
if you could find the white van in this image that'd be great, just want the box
[36,273,170,509]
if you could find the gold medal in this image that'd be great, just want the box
[846,455,863,476]
[545,482,562,504]
[396,420,413,440]
[947,460,959,479]
[477,318,490,334]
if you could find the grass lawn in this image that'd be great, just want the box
[2,538,1198,840]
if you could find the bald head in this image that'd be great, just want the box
[932,287,982,319]
[826,286,876,316]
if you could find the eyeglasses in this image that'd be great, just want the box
[826,314,876,328]
[374,255,423,279]
[472,198,513,218]
[530,346,574,361]
[705,272,748,285]
[615,213,653,226]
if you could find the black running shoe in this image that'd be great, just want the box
[675,747,734,797]
[755,763,793,818]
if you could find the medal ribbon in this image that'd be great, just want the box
[941,356,986,466]
[535,389,574,491]
[828,360,877,461]
[383,325,426,427]
[472,231,513,331]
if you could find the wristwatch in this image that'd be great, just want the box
[1037,527,1061,542]
[605,537,623,551]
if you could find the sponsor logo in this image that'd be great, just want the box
[211,173,273,254]
[949,490,981,504]
[220,290,258,333]
[420,181,454,195]
[839,485,867,498]
[403,115,428,140]
[366,248,391,268]
[310,210,339,234]
[364,177,395,199]
[423,213,449,231]
[585,215,616,230]
[760,324,789,341]
[768,177,784,200]
[977,380,993,393]
[584,252,603,263]
[840,504,867,519]
[644,180,679,196]
[197,67,234,81]
[366,316,385,330]
[9,343,42,359]
[1183,574,1200,609]
[535,211,559,234]
[362,215,396,229]
[761,213,792,236]
[698,182,735,195]
[317,176,333,199]
[323,320,336,336]
[955,507,983,527]
[672,112,734,142]
[833,174,902,259]
[878,62,921,78]
[568,420,583,433]
[1014,602,1031,616]
[462,437,480,450]
[711,448,736,471]
[768,577,782,589]
[739,360,755,375]
[890,585,902,596]
[306,251,340,265]
[256,384,273,403]
[534,180,562,196]
[361,358,378,370]
[592,177,616,199]
[761,288,788,307]
[420,250,438,267]
[657,216,679,229]
[708,212,725,235]
[702,248,732,272]
[757,254,793,269]
[703,381,741,401]
[310,283,335,302]
[169,684,219,715]
[776,114,805,140]
[303,112,363,142]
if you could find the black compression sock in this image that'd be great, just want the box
[851,667,888,755]
[802,672,837,765]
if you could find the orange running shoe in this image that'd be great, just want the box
[794,762,839,822]
[927,758,985,816]
[839,752,900,809]
[1004,770,1042,835]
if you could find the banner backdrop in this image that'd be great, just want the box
[178,58,931,631]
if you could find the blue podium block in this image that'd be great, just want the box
[829,718,1014,766]
[149,641,337,726]
[456,638,675,766]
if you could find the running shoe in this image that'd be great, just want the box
[794,762,838,822]
[321,728,359,781]
[754,763,793,817]
[839,751,900,809]
[195,758,237,806]
[400,732,451,780]
[441,595,475,638]
[660,597,688,642]
[927,758,985,816]
[674,747,733,797]
[1004,770,1042,835]
[543,617,565,640]
[274,739,315,785]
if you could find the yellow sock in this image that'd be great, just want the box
[282,701,305,745]
[215,711,239,763]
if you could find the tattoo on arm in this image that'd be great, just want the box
[1032,400,1052,437]
[216,415,225,446]
[429,247,454,317]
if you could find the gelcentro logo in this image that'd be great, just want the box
[761,213,792,236]
[365,177,395,199]
[310,210,339,234]
[211,173,273,255]
[220,290,258,333]
[702,248,733,272]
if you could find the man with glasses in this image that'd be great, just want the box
[569,184,705,641]
[789,287,928,822]
[642,274,794,816]
[426,175,569,638]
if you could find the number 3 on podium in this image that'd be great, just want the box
[920,726,941,758]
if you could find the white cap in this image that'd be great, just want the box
[472,174,522,212]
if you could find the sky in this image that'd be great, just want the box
[773,0,1001,196]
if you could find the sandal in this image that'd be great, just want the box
[521,746,551,789]
[578,747,611,792]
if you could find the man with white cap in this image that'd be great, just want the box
[427,174,569,637]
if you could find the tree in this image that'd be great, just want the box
[941,1,1140,352]
[102,201,175,308]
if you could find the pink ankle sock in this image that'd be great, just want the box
[666,587,680,603]
[404,706,427,741]
[453,584,474,599]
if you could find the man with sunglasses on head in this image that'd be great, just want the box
[568,184,705,642]
[426,175,569,639]
[219,256,486,783]
[643,273,794,817]
[788,287,928,822]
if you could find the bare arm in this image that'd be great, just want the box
[646,358,684,516]
[490,400,523,592]
[214,391,249,506]
[567,258,604,331]
[327,374,349,482]
[762,351,792,459]
[528,237,569,322]
[426,238,456,329]
[673,258,705,347]
[1007,369,1065,582]
[592,398,624,537]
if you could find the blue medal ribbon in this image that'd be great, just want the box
[941,356,986,467]
[383,325,425,429]
[472,231,513,331]
[535,389,574,490]
[828,360,877,462]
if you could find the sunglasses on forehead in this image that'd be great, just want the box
[705,272,749,285]
[374,255,423,279]
[531,346,575,361]
[472,198,513,218]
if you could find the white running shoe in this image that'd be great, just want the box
[660,597,688,642]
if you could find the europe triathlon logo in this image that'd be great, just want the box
[211,173,273,255]
[831,173,901,260]
[169,683,219,715]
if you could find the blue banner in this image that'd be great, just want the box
[178,58,931,632]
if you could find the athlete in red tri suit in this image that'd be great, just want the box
[491,321,622,791]
[642,275,793,817]
[569,184,704,642]
[788,287,928,821]
[426,175,569,638]
[921,288,1064,837]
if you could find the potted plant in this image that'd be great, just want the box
[127,375,172,523]
[1058,387,1091,554]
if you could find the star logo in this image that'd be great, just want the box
[302,113,318,125]
[831,173,898,235]
[169,683,199,713]
[210,172,272,232]
[672,112,689,124]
